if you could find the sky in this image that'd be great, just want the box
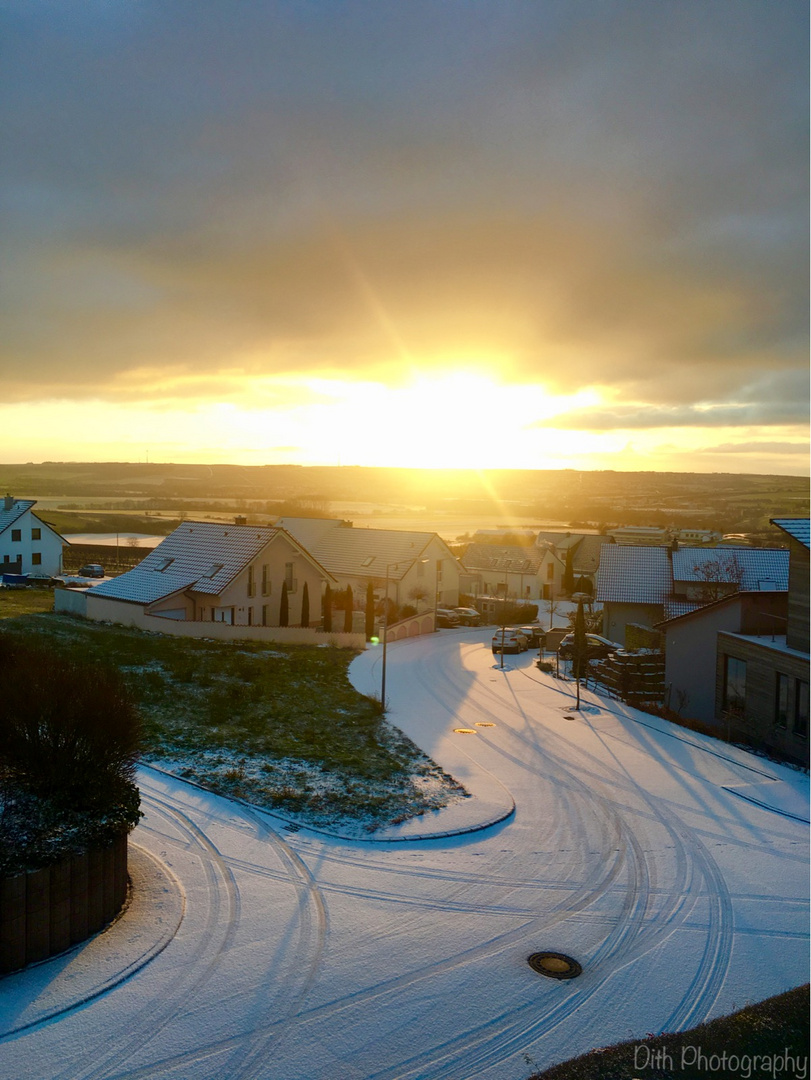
[1,1,808,474]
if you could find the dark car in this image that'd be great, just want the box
[518,624,545,648]
[454,606,481,626]
[78,564,105,578]
[558,633,622,660]
[436,608,460,628]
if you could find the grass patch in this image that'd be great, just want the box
[527,984,809,1079]
[0,588,54,620]
[0,610,467,833]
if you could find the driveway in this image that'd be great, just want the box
[1,628,808,1079]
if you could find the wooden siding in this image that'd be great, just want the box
[716,633,809,766]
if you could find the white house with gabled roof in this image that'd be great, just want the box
[0,495,65,578]
[277,517,462,613]
[84,521,337,628]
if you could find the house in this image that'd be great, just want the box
[596,544,790,645]
[0,495,65,578]
[276,518,462,614]
[84,521,336,628]
[460,542,564,602]
[608,525,669,546]
[658,591,789,723]
[535,531,612,589]
[713,519,808,765]
[595,546,673,643]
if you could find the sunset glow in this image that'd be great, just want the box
[1,4,807,475]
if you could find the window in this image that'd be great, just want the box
[794,680,809,739]
[722,656,746,717]
[262,564,270,596]
[155,557,174,572]
[361,555,375,567]
[775,673,789,729]
[247,607,253,626]
[285,562,296,591]
[32,553,42,565]
[436,559,443,584]
[31,528,41,541]
[262,605,268,627]
[11,529,20,542]
[205,563,224,578]
[247,564,256,597]
[547,562,554,580]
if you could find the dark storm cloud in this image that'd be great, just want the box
[1,1,807,423]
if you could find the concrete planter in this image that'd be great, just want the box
[0,832,128,974]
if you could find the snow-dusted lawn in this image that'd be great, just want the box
[1,628,808,1080]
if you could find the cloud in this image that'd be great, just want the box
[0,1,806,432]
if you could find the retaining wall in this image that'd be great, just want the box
[0,833,128,974]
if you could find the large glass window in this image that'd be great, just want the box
[775,673,790,729]
[794,680,809,739]
[722,655,747,717]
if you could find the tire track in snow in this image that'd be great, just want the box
[56,789,242,1080]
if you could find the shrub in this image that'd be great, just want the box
[0,635,142,874]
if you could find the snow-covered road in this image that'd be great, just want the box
[2,629,808,1079]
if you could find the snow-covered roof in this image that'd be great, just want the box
[461,543,544,574]
[309,527,440,580]
[595,546,672,604]
[672,547,789,590]
[0,498,35,536]
[91,521,285,604]
[771,518,810,549]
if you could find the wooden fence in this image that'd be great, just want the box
[0,833,128,974]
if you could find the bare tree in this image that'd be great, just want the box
[691,554,746,602]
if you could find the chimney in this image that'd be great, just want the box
[234,515,247,526]
[3,494,13,512]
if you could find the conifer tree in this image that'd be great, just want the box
[343,585,353,632]
[365,581,375,640]
[323,583,332,632]
[301,581,310,627]
[279,580,289,627]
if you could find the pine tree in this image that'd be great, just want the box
[279,580,289,627]
[562,547,575,596]
[343,585,353,633]
[323,583,332,632]
[301,581,310,627]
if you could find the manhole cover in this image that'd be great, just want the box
[527,952,582,979]
[453,728,477,734]
[475,722,496,728]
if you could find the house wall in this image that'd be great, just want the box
[602,602,665,644]
[715,633,809,766]
[83,591,365,647]
[786,537,810,653]
[344,538,461,613]
[192,537,330,627]
[663,593,789,722]
[0,510,63,577]
[664,599,744,721]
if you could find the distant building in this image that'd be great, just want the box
[460,542,564,602]
[0,495,65,578]
[608,525,669,546]
[277,517,462,612]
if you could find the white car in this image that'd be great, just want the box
[492,627,529,654]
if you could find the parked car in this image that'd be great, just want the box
[518,623,545,648]
[454,606,481,626]
[558,633,622,661]
[492,627,529,654]
[436,608,460,628]
[78,564,105,578]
